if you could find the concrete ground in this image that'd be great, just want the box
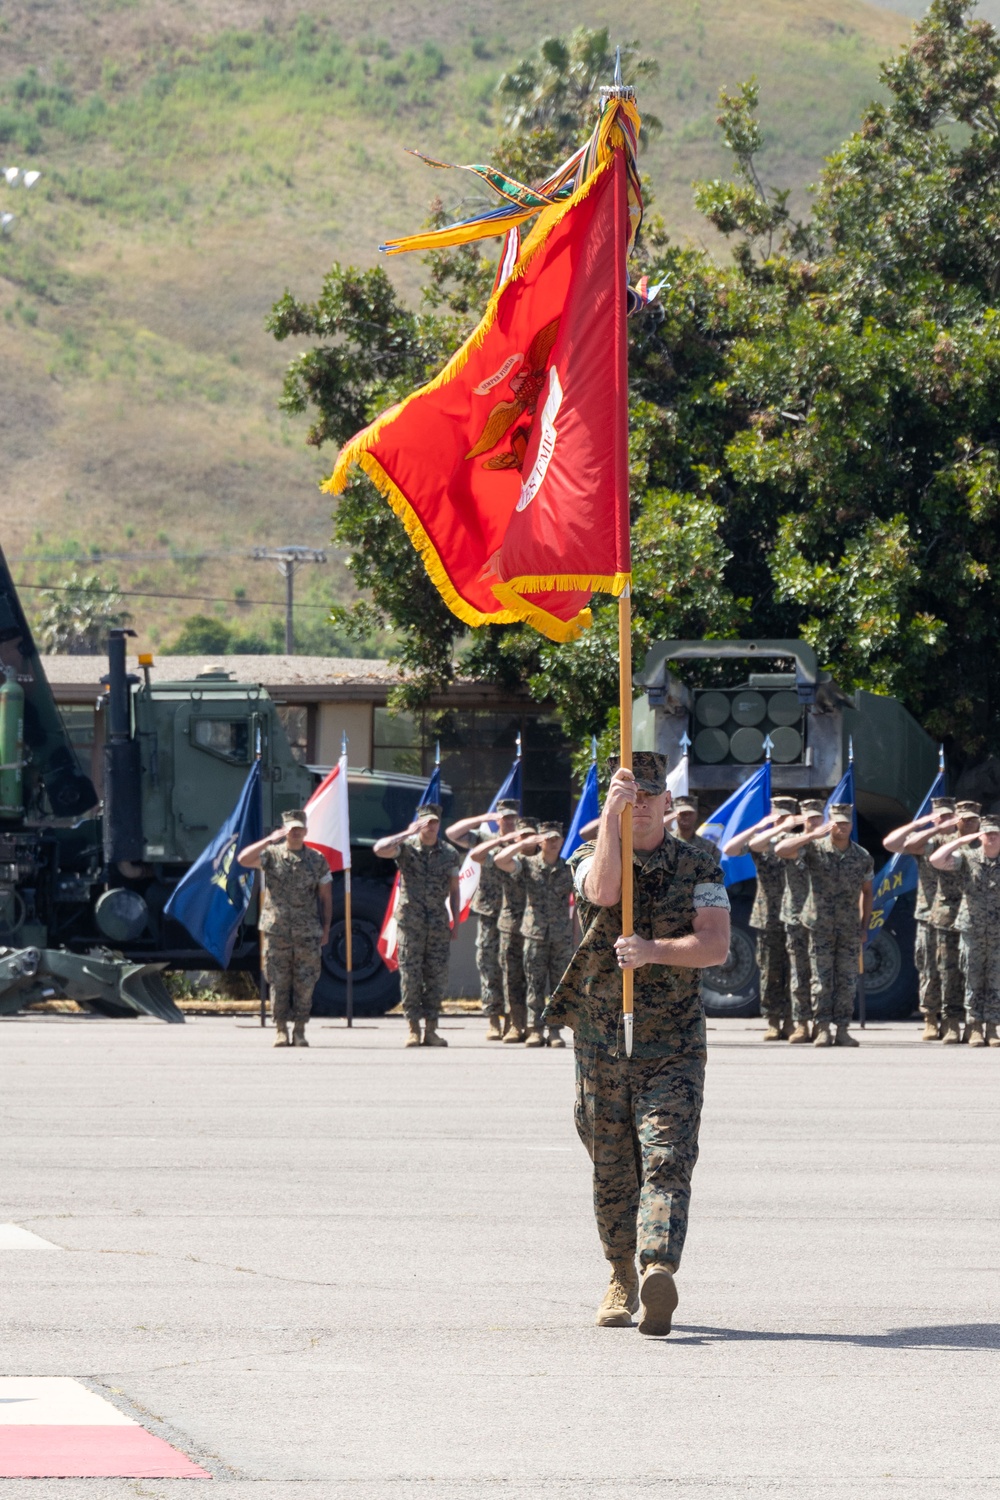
[3,1012,999,1499]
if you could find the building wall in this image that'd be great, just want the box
[316,701,373,768]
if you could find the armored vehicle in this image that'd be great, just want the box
[633,640,939,1020]
[0,545,440,1019]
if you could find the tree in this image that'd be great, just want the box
[35,572,130,654]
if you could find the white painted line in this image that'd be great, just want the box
[0,1224,60,1250]
[0,1378,135,1426]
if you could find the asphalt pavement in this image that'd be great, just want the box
[3,1012,999,1499]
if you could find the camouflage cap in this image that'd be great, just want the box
[980,815,1000,834]
[282,809,308,829]
[829,802,854,824]
[801,798,826,816]
[495,798,521,814]
[537,820,563,837]
[415,802,443,823]
[673,795,698,813]
[956,800,982,816]
[606,751,667,795]
[771,796,799,815]
[515,816,537,832]
[931,797,956,812]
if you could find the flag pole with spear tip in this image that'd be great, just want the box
[343,730,354,1030]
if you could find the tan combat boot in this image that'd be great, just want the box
[547,1027,566,1048]
[595,1260,639,1327]
[485,1015,504,1041]
[503,1005,527,1043]
[788,1021,811,1044]
[422,1018,448,1047]
[987,1023,1000,1048]
[292,1021,308,1048]
[941,1018,962,1044]
[966,1022,986,1048]
[834,1024,859,1048]
[273,1023,290,1048]
[405,1020,422,1048]
[921,1017,940,1042]
[637,1264,679,1337]
[762,1021,784,1041]
[524,1027,545,1048]
[812,1024,833,1048]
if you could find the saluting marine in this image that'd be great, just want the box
[931,810,1000,1047]
[669,795,721,864]
[493,816,537,1044]
[775,804,873,1048]
[724,797,801,1041]
[448,798,521,1041]
[237,808,333,1049]
[374,803,461,1049]
[495,819,573,1048]
[781,798,825,1042]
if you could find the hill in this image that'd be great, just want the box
[0,0,912,652]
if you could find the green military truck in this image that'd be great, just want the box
[632,639,938,1021]
[0,544,438,1019]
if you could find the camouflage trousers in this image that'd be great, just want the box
[756,927,791,1027]
[397,921,451,1021]
[475,913,503,1016]
[523,932,574,1029]
[499,928,527,1017]
[915,923,964,1022]
[808,927,860,1025]
[574,1039,705,1273]
[262,931,321,1027]
[784,924,813,1023]
[959,932,1000,1024]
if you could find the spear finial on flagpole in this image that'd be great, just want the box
[516,731,522,760]
[679,730,691,753]
[763,733,774,762]
[939,743,945,773]
[590,734,598,762]
[849,735,854,764]
[341,730,348,758]
[435,739,441,767]
[614,45,623,87]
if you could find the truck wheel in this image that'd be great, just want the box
[860,898,918,1022]
[701,895,760,1018]
[310,877,400,1018]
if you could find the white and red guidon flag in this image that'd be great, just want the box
[304,751,351,872]
[377,875,402,972]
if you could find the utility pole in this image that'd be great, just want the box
[250,546,326,654]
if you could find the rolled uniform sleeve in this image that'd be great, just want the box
[693,881,730,912]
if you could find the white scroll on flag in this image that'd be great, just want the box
[304,751,351,872]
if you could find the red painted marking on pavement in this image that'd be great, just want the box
[0,1426,211,1478]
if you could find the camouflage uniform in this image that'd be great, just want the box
[921,838,966,1027]
[395,836,460,1022]
[913,847,944,1023]
[472,850,504,1018]
[258,843,332,1027]
[677,832,721,864]
[498,860,529,1022]
[545,835,729,1274]
[953,847,1000,1024]
[800,837,874,1025]
[780,851,813,1025]
[519,852,574,1029]
[750,843,790,1029]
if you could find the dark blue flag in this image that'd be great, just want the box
[824,764,859,841]
[562,759,599,861]
[699,761,772,887]
[419,764,442,809]
[869,766,946,938]
[164,759,263,967]
[488,754,522,815]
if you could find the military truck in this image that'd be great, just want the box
[632,639,939,1021]
[0,545,441,1019]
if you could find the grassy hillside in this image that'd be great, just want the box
[0,0,913,652]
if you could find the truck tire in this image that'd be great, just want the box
[860,897,918,1022]
[701,895,761,1018]
[310,877,400,1018]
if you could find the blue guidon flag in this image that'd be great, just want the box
[697,761,772,887]
[164,759,263,967]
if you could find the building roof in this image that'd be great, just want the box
[41,653,402,687]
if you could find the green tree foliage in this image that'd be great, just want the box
[272,3,1000,764]
[35,572,130,654]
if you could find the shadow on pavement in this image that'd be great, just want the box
[669,1323,1000,1349]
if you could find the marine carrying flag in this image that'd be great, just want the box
[698,762,772,888]
[457,752,523,922]
[304,750,351,872]
[327,97,641,644]
[164,759,263,967]
[377,765,442,973]
[869,767,946,938]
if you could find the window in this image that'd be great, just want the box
[275,705,309,765]
[190,717,250,764]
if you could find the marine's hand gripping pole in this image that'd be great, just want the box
[618,588,634,1058]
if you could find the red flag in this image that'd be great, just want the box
[304,752,351,872]
[329,149,632,643]
[377,873,400,972]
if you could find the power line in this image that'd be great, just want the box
[13,580,337,611]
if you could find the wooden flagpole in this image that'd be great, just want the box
[343,732,354,1029]
[618,587,634,1057]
